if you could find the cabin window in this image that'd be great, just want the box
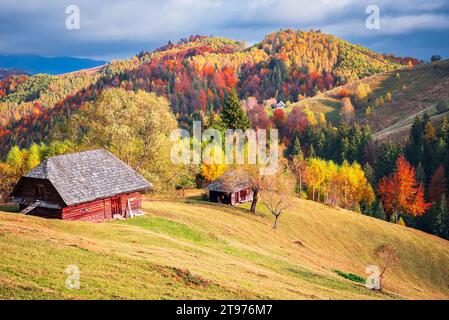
[80,208,89,213]
[36,184,46,200]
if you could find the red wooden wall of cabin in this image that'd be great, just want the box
[62,192,143,222]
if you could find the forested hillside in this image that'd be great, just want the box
[0,30,411,156]
[2,28,449,267]
[0,68,27,81]
[4,29,442,241]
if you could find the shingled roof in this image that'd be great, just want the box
[21,149,151,206]
[205,170,251,193]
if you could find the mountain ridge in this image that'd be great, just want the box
[0,29,414,156]
[0,54,106,75]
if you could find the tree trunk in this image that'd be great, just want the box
[312,186,315,201]
[299,174,302,193]
[273,214,280,229]
[250,189,258,213]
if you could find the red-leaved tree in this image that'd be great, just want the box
[428,164,447,203]
[377,156,430,222]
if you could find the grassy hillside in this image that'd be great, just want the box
[293,59,449,143]
[1,197,448,299]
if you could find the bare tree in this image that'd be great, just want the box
[260,164,295,228]
[372,244,399,290]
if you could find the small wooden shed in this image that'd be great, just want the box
[271,101,286,110]
[205,171,253,205]
[11,149,151,221]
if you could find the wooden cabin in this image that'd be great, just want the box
[271,101,286,110]
[205,171,253,206]
[11,149,151,222]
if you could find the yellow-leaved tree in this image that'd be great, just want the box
[52,88,180,190]
[201,145,227,183]
[305,157,374,209]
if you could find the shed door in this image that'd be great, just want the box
[36,184,46,200]
[111,197,121,216]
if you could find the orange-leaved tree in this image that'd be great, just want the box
[377,156,430,223]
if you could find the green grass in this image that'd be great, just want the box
[334,270,366,284]
[294,98,343,124]
[115,216,218,244]
[0,198,448,299]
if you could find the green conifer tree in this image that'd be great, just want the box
[219,89,250,131]
[373,200,386,220]
[433,195,449,239]
[308,144,316,158]
[285,131,301,159]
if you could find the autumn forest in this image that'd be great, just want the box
[0,29,448,241]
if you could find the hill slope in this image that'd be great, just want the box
[1,198,448,299]
[294,59,449,142]
[0,68,27,80]
[0,30,410,156]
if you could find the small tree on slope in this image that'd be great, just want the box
[260,160,295,228]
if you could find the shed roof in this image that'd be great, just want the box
[21,149,151,206]
[205,170,251,193]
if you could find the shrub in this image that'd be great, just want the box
[333,270,365,284]
[436,101,449,114]
[397,217,406,226]
[338,88,350,98]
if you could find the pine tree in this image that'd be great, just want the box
[372,200,386,220]
[414,162,425,184]
[374,143,400,181]
[426,195,448,237]
[430,195,449,239]
[441,195,449,240]
[219,89,250,131]
[285,132,301,159]
[308,144,316,158]
[363,162,375,186]
[405,116,424,167]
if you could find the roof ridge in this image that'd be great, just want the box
[46,148,106,161]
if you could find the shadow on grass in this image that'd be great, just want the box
[184,197,267,218]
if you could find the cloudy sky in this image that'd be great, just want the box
[0,0,448,61]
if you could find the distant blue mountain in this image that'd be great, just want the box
[0,55,106,75]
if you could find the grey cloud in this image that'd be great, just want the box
[0,0,448,60]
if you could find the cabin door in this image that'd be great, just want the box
[111,196,121,216]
